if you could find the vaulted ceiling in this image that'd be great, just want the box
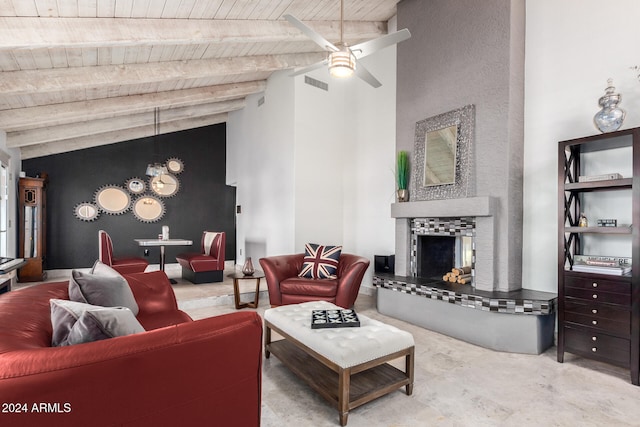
[0,0,401,159]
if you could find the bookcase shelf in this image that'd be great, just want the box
[558,127,640,386]
[565,178,632,192]
[565,226,632,234]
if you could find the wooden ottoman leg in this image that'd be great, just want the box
[406,346,415,395]
[338,367,351,426]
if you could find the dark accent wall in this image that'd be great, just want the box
[22,123,236,270]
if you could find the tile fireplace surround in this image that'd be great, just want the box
[374,197,557,355]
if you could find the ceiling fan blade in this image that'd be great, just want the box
[353,59,382,88]
[289,60,329,77]
[284,14,339,52]
[350,28,411,58]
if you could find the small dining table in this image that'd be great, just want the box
[134,238,193,283]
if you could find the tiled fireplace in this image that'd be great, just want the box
[373,196,557,355]
[392,196,496,291]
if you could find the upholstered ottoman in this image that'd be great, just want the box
[264,301,414,426]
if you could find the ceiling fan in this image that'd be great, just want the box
[284,0,411,88]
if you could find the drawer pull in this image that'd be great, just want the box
[592,294,598,299]
[592,347,597,352]
[592,282,598,288]
[592,336,597,341]
[592,309,598,314]
[592,320,598,325]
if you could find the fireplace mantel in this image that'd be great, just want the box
[391,196,496,218]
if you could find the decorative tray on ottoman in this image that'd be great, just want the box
[311,309,360,329]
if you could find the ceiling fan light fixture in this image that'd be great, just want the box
[328,50,356,78]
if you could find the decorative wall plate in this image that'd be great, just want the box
[74,202,100,221]
[94,185,131,214]
[166,157,185,174]
[125,177,146,194]
[149,173,180,197]
[132,196,165,223]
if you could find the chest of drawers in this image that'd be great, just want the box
[560,273,632,369]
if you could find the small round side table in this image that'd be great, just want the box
[230,270,265,309]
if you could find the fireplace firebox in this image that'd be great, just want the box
[411,217,475,285]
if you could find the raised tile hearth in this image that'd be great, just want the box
[374,273,557,354]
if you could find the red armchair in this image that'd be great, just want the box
[99,230,148,275]
[259,253,370,308]
[176,231,226,283]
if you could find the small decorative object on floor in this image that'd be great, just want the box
[242,257,255,276]
[594,78,626,133]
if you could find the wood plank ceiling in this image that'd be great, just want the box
[0,0,400,159]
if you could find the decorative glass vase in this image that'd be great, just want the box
[594,78,626,133]
[397,189,409,202]
[242,257,255,276]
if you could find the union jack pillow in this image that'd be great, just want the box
[298,243,342,279]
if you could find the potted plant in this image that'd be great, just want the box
[396,150,409,202]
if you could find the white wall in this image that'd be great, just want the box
[523,0,640,292]
[0,130,21,258]
[292,73,350,249]
[228,43,398,291]
[227,72,297,262]
[345,46,398,289]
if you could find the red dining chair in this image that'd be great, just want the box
[176,231,226,284]
[98,230,149,275]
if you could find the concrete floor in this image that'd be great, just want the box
[172,267,640,427]
[23,266,640,426]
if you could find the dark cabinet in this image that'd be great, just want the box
[558,127,640,385]
[18,177,46,282]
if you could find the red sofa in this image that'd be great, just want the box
[259,253,370,308]
[0,270,262,427]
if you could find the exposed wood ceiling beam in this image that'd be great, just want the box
[0,81,266,132]
[0,18,385,49]
[7,99,245,148]
[20,113,229,160]
[0,53,325,96]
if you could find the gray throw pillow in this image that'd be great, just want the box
[69,268,139,316]
[91,259,123,278]
[50,299,145,347]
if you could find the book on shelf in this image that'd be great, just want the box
[577,173,623,182]
[571,255,632,275]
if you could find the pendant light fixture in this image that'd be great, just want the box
[328,0,356,78]
[146,107,168,177]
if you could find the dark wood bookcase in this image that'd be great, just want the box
[558,127,640,385]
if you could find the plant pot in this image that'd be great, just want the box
[397,189,409,202]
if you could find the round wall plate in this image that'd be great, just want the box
[126,177,146,194]
[74,202,100,221]
[132,195,165,223]
[149,173,180,197]
[166,157,185,174]
[94,185,131,215]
